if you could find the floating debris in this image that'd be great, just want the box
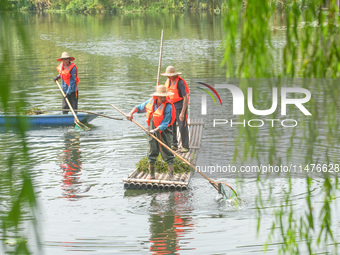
[25,107,46,115]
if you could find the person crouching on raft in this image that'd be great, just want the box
[126,85,176,180]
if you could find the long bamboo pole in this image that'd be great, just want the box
[46,109,123,120]
[110,103,237,197]
[156,30,164,87]
[55,80,90,130]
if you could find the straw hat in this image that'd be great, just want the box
[160,66,182,77]
[57,52,75,62]
[151,85,174,97]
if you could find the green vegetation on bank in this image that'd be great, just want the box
[2,0,227,13]
[1,0,319,13]
[2,0,335,16]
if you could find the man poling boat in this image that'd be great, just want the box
[54,52,79,115]
[52,52,89,130]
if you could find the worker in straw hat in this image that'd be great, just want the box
[54,52,79,114]
[127,85,177,180]
[161,66,190,153]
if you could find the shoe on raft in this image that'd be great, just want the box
[171,145,178,150]
[180,148,189,153]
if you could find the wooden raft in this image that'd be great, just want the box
[123,118,204,191]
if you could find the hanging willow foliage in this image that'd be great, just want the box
[0,3,40,255]
[223,0,339,254]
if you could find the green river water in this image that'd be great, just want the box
[0,12,339,254]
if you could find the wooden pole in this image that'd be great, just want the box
[156,30,164,87]
[55,80,90,130]
[46,109,123,120]
[110,103,238,197]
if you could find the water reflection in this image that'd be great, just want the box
[59,131,83,200]
[149,192,195,254]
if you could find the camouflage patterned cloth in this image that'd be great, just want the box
[147,121,174,165]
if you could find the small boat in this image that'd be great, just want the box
[0,112,100,127]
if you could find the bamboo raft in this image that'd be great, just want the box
[124,118,204,191]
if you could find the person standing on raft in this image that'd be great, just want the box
[126,85,176,180]
[161,66,190,153]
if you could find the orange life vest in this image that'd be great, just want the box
[164,76,190,104]
[56,62,79,87]
[146,97,176,130]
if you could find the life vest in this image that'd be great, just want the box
[146,97,176,130]
[56,62,79,92]
[164,76,190,104]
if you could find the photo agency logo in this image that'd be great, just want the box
[196,82,223,113]
[195,80,312,128]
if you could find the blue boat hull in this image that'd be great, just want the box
[0,113,99,127]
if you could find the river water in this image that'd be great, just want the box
[1,12,339,254]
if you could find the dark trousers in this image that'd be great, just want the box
[172,107,189,149]
[62,92,78,114]
[148,122,174,165]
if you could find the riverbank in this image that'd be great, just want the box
[2,0,226,14]
[1,0,317,14]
